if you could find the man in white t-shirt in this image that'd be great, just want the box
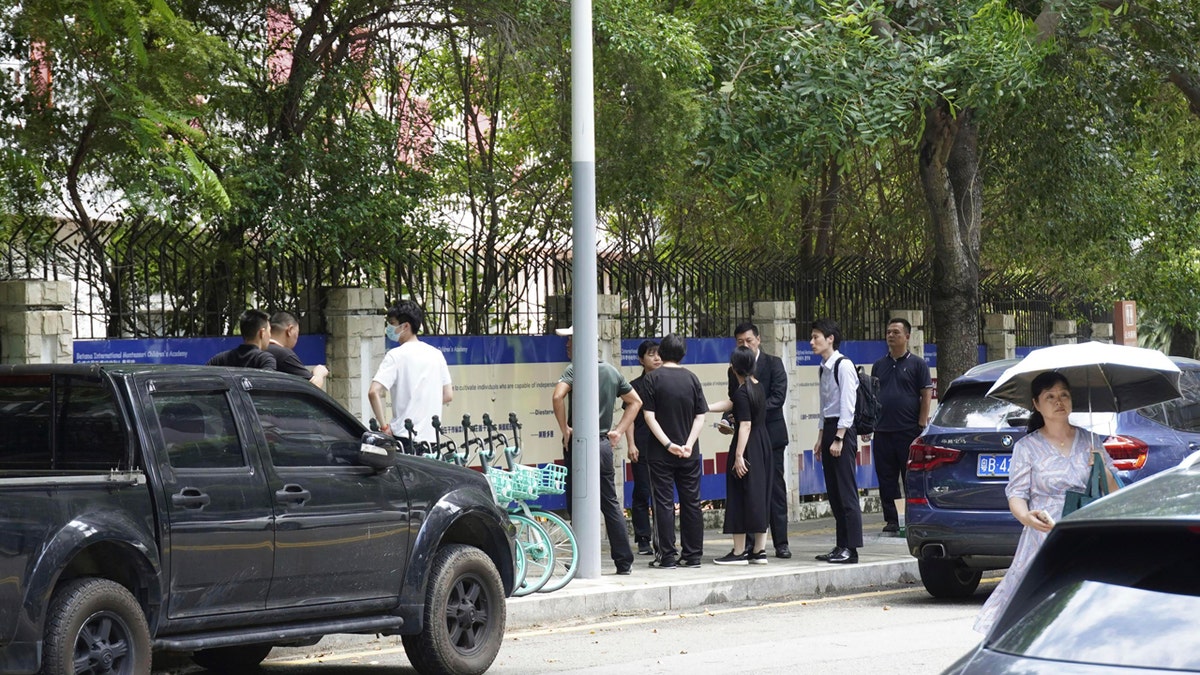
[368,300,453,449]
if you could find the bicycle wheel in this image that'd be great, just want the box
[531,510,578,593]
[509,514,555,596]
[512,532,527,595]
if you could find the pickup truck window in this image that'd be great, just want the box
[250,390,362,467]
[0,374,126,472]
[153,392,247,469]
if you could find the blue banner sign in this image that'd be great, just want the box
[74,336,327,366]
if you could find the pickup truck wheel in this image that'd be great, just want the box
[43,578,151,675]
[402,544,505,675]
[918,558,983,599]
[190,644,273,671]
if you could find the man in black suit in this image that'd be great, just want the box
[725,322,791,558]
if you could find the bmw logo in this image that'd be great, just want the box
[1001,435,1013,447]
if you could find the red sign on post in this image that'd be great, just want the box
[1114,300,1138,346]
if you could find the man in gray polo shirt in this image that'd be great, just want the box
[551,326,641,575]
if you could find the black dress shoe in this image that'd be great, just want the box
[828,548,858,564]
[815,547,843,561]
[882,522,900,534]
[775,546,792,559]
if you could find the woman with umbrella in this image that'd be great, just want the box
[973,370,1121,634]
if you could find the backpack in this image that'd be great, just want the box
[824,356,882,436]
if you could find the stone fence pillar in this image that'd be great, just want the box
[324,288,386,424]
[752,300,797,522]
[0,280,73,364]
[984,313,1016,361]
[1091,322,1114,344]
[889,309,926,359]
[1051,319,1077,345]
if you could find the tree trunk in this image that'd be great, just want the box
[919,103,982,397]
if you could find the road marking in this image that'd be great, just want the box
[267,580,998,666]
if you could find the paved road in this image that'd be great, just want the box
[247,581,994,674]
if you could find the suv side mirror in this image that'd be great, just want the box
[356,431,398,470]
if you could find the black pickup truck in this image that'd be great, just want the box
[0,364,515,675]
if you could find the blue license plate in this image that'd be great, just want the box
[977,454,1012,478]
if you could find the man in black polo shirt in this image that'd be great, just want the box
[206,309,277,370]
[268,311,329,389]
[870,317,933,533]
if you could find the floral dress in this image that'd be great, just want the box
[973,427,1117,634]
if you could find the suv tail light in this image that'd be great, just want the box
[907,437,964,472]
[1103,435,1148,471]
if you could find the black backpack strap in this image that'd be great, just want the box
[831,356,846,387]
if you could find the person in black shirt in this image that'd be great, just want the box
[624,339,661,557]
[725,322,791,558]
[642,334,707,569]
[870,317,933,533]
[206,309,277,370]
[268,311,329,389]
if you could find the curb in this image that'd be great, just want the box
[508,558,919,628]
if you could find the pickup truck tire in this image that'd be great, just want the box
[918,558,983,599]
[190,643,273,671]
[401,544,505,675]
[42,578,151,675]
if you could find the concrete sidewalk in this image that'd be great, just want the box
[508,511,918,629]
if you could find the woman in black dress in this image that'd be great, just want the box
[708,346,773,565]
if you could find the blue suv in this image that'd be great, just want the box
[905,355,1200,598]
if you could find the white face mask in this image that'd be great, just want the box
[386,324,400,342]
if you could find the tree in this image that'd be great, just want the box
[0,0,231,336]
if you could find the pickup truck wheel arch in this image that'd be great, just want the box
[42,578,152,675]
[401,544,505,675]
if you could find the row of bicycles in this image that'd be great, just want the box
[375,412,579,596]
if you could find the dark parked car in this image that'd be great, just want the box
[943,450,1200,673]
[905,356,1200,598]
[0,364,515,675]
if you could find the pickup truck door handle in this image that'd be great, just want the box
[171,487,211,509]
[275,484,312,506]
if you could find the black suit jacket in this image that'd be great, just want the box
[727,350,789,449]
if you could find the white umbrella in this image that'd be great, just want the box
[986,341,1182,413]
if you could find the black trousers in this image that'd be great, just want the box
[630,459,654,546]
[564,440,634,568]
[769,445,788,548]
[821,418,863,550]
[648,458,704,562]
[873,428,921,524]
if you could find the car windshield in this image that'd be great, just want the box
[932,387,1028,429]
[992,580,1200,671]
[934,386,1120,433]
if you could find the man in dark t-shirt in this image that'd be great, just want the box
[642,334,707,569]
[268,311,329,389]
[625,340,661,556]
[870,318,933,533]
[206,309,277,370]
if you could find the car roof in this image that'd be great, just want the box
[949,353,1200,389]
[1061,454,1200,522]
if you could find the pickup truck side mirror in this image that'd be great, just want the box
[355,431,398,470]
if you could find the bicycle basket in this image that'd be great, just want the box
[537,463,568,495]
[509,464,540,501]
[485,470,515,505]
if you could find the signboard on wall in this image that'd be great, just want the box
[74,336,327,366]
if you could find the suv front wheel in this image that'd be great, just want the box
[918,558,983,598]
[402,544,506,675]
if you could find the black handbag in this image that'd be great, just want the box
[1062,452,1119,517]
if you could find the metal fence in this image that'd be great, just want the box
[1,216,1106,344]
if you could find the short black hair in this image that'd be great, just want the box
[810,318,842,349]
[887,317,912,335]
[733,322,758,337]
[270,311,298,334]
[637,339,660,360]
[658,334,687,363]
[730,345,756,377]
[238,309,271,340]
[387,300,424,335]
